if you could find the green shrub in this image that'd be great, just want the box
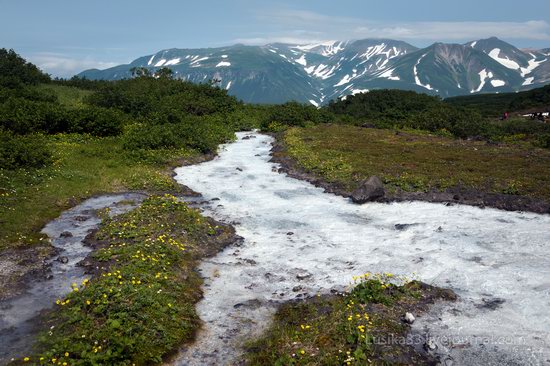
[260,102,333,131]
[0,48,50,87]
[0,97,71,134]
[123,115,234,154]
[68,106,126,136]
[0,130,52,169]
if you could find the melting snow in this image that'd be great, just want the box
[522,77,535,86]
[488,49,520,70]
[414,54,434,90]
[147,55,155,66]
[473,69,494,92]
[379,68,400,81]
[304,65,316,74]
[164,58,181,66]
[470,41,477,48]
[351,89,369,95]
[173,133,550,366]
[216,61,231,67]
[308,99,319,107]
[334,74,352,87]
[490,79,505,87]
[154,59,167,67]
[190,56,209,65]
[221,55,228,58]
[294,54,307,66]
[520,56,546,77]
[226,81,232,90]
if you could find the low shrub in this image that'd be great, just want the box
[0,129,52,169]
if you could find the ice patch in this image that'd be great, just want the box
[226,81,232,90]
[488,49,520,70]
[173,133,550,365]
[216,61,231,67]
[147,55,155,66]
[491,79,505,87]
[473,69,493,92]
[470,41,477,48]
[304,65,316,74]
[221,54,228,58]
[308,99,319,107]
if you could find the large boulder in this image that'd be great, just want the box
[350,176,385,203]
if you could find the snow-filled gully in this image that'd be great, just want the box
[173,132,550,365]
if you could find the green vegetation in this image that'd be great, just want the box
[245,273,453,365]
[445,84,550,117]
[24,194,233,365]
[324,89,550,146]
[280,125,550,199]
[260,101,334,132]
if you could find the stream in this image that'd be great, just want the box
[173,132,550,365]
[0,193,145,363]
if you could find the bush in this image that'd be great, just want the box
[68,106,126,136]
[0,130,52,169]
[0,97,71,134]
[123,115,234,154]
[260,102,333,131]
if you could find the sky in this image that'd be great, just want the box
[1,0,549,77]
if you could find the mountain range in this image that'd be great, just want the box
[78,37,550,105]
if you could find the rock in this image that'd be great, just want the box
[56,256,69,264]
[361,123,376,129]
[395,223,418,231]
[211,197,220,201]
[59,231,73,238]
[477,297,505,310]
[453,194,460,201]
[236,167,243,172]
[74,215,90,222]
[286,232,294,236]
[350,176,385,204]
[403,312,415,324]
[292,285,303,292]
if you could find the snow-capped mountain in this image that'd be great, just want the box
[78,37,550,105]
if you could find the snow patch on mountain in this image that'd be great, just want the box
[351,89,369,95]
[147,55,155,66]
[473,69,494,92]
[154,59,167,67]
[491,79,505,87]
[488,49,520,70]
[216,61,231,67]
[226,81,232,90]
[379,68,400,81]
[522,77,535,86]
[334,74,352,87]
[295,54,307,66]
[164,58,181,66]
[414,54,434,91]
[520,56,546,77]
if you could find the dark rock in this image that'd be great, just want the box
[350,176,385,204]
[56,256,69,264]
[453,194,460,201]
[361,123,376,128]
[292,285,303,292]
[59,231,73,238]
[211,197,220,201]
[477,297,505,310]
[395,223,418,231]
[286,232,294,236]
[74,215,90,222]
[236,167,243,172]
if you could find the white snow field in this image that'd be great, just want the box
[173,132,550,365]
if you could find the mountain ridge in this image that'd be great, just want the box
[78,37,550,105]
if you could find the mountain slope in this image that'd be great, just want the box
[78,37,550,104]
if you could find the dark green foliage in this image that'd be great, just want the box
[260,101,333,131]
[0,48,50,87]
[0,129,52,169]
[68,106,126,136]
[53,76,111,91]
[325,88,549,145]
[0,98,124,136]
[123,115,234,154]
[87,77,239,117]
[445,84,550,117]
[327,89,441,122]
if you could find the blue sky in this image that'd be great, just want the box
[1,0,549,77]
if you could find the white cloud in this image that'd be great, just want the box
[27,52,119,77]
[238,9,550,46]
